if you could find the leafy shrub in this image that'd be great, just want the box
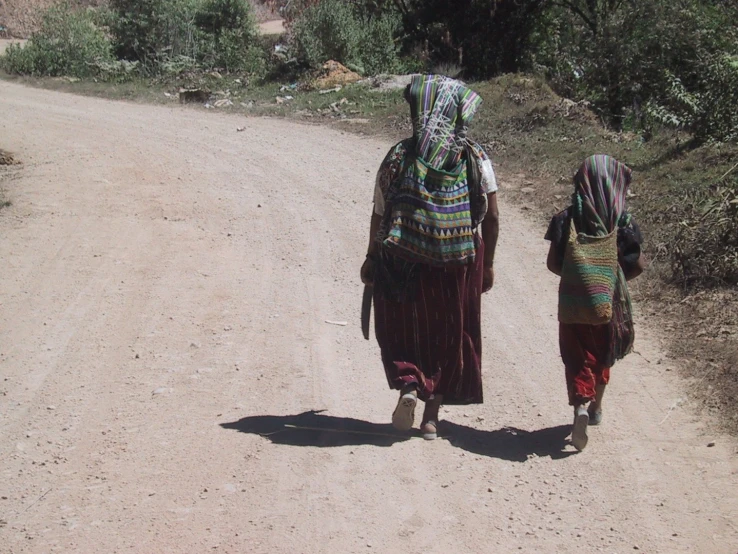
[109,0,263,74]
[109,0,203,70]
[2,3,114,78]
[291,0,400,75]
[357,10,401,75]
[291,0,360,68]
[195,0,263,72]
[694,55,738,143]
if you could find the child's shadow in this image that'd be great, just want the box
[441,420,576,462]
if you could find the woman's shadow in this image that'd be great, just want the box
[220,410,576,462]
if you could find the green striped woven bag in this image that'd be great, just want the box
[382,154,477,266]
[558,219,618,325]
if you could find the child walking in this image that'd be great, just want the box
[545,155,646,451]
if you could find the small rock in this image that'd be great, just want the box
[47,406,56,411]
[152,387,169,396]
[707,441,716,447]
[325,320,348,326]
[520,186,536,194]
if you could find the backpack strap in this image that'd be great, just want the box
[464,143,483,228]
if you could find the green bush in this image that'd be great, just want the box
[2,3,114,78]
[109,0,203,70]
[109,0,263,74]
[291,0,400,75]
[694,55,738,143]
[357,10,401,75]
[196,0,264,72]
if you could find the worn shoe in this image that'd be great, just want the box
[588,407,603,426]
[392,392,417,432]
[420,420,438,441]
[571,406,590,451]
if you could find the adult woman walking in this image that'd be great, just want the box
[545,155,646,451]
[360,75,499,440]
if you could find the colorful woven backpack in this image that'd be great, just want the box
[558,219,619,325]
[381,147,481,266]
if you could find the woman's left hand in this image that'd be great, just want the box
[361,257,375,286]
[482,266,494,292]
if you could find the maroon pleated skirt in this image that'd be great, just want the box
[373,239,484,405]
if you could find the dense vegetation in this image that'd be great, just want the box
[278,0,738,143]
[3,0,266,78]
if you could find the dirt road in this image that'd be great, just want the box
[1,81,737,553]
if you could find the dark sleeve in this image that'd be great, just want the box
[618,218,643,271]
[545,208,571,267]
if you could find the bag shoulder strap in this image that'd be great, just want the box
[464,143,483,228]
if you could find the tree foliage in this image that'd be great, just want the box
[529,0,738,141]
[290,0,401,74]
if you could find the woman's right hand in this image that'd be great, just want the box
[361,257,375,286]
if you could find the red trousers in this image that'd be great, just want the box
[559,323,611,406]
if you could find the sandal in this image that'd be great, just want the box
[571,406,589,452]
[420,420,438,441]
[392,391,417,432]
